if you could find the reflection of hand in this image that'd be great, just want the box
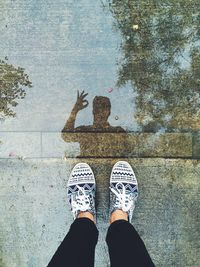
[74,90,89,112]
[62,90,89,132]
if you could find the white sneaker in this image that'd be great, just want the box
[109,161,138,222]
[67,163,96,220]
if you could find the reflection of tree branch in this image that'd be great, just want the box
[0,60,32,118]
[159,47,181,67]
[108,0,200,131]
[100,0,107,9]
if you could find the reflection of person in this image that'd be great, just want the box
[62,90,125,132]
[47,161,155,267]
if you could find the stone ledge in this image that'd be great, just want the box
[61,132,193,158]
[0,132,195,158]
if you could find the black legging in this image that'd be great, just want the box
[47,218,155,267]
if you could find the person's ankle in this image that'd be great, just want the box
[77,211,95,223]
[110,209,128,224]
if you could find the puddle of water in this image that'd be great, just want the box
[106,0,200,132]
[0,0,136,132]
[0,0,199,158]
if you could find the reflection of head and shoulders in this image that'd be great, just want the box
[75,96,125,132]
[62,91,125,134]
[61,91,131,158]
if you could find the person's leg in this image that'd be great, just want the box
[106,213,155,266]
[107,161,155,267]
[47,163,98,267]
[47,216,98,267]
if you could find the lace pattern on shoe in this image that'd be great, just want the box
[70,185,95,219]
[110,182,138,222]
[110,183,136,212]
[67,163,96,220]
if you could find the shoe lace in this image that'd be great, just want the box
[110,182,136,212]
[71,185,91,218]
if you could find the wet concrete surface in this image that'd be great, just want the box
[0,0,200,266]
[0,158,199,267]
